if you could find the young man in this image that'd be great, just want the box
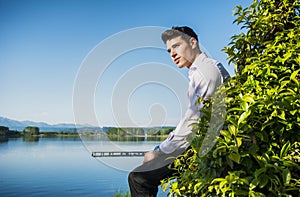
[128,26,230,196]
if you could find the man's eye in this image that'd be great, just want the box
[173,44,180,49]
[167,49,171,53]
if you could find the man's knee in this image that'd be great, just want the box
[128,171,135,184]
[128,170,158,197]
[128,171,142,186]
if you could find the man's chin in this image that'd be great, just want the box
[177,64,185,68]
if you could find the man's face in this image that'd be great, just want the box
[166,36,195,69]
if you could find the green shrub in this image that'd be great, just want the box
[162,0,300,196]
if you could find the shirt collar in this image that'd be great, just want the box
[188,52,207,76]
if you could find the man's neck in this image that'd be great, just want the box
[187,51,202,69]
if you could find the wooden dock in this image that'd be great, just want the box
[91,151,147,157]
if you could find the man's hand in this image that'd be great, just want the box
[143,151,156,164]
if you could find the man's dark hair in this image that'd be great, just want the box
[161,26,198,44]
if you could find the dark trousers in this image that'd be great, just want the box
[128,148,185,197]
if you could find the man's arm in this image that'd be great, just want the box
[141,71,205,165]
[159,60,224,154]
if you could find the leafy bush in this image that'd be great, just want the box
[162,0,300,196]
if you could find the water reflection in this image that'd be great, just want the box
[107,135,167,142]
[0,136,8,143]
[23,136,39,142]
[0,136,166,196]
[0,135,167,144]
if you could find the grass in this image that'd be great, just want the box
[112,190,131,197]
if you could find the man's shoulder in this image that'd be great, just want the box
[194,53,220,67]
[193,54,221,73]
[190,53,229,83]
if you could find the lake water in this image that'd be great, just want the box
[0,136,167,196]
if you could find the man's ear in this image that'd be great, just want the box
[189,37,198,49]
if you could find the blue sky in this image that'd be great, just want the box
[0,0,252,127]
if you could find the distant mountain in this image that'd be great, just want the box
[0,116,92,132]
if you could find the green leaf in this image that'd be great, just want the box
[220,130,231,139]
[290,69,300,86]
[280,141,291,158]
[236,137,242,147]
[279,80,290,88]
[238,110,251,125]
[243,95,255,103]
[282,168,291,185]
[240,101,248,111]
[278,111,286,120]
[249,143,259,154]
[290,109,297,115]
[259,174,269,188]
[254,167,266,178]
[228,152,241,163]
[226,156,234,169]
[270,73,278,79]
[250,178,259,189]
[228,125,237,136]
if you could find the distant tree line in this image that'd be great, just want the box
[0,125,175,139]
[0,126,20,137]
[146,127,174,136]
[24,126,40,135]
[0,126,41,137]
[0,126,79,137]
[106,127,174,137]
[106,127,145,136]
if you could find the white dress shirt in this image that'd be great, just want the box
[159,52,230,154]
